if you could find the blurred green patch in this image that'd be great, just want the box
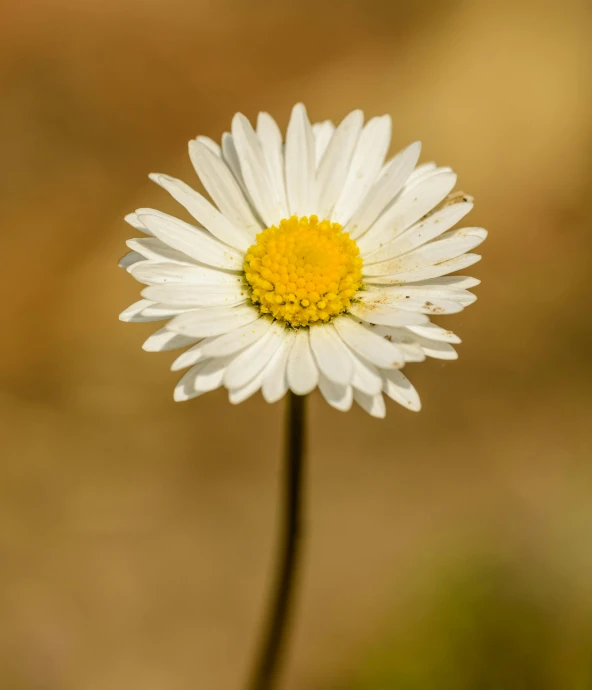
[335,559,592,690]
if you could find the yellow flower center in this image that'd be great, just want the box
[244,215,363,327]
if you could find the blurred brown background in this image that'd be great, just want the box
[1,0,592,688]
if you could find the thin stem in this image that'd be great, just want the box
[248,391,306,690]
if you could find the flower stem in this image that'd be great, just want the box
[248,391,306,690]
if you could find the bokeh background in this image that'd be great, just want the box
[2,0,592,688]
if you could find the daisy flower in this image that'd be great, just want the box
[119,104,486,416]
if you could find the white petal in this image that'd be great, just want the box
[168,304,260,338]
[224,321,285,389]
[174,363,207,402]
[312,121,335,166]
[188,139,261,235]
[141,303,192,319]
[285,103,317,216]
[364,284,476,302]
[125,212,153,235]
[126,238,197,265]
[194,356,233,393]
[362,324,426,358]
[407,161,436,184]
[345,141,421,239]
[195,135,221,156]
[364,201,473,264]
[200,316,273,358]
[221,133,252,200]
[413,335,458,360]
[257,112,288,212]
[261,331,295,404]
[365,253,482,284]
[119,250,144,269]
[128,261,241,286]
[357,171,457,253]
[404,276,480,290]
[362,228,487,277]
[348,350,383,395]
[348,302,428,327]
[406,323,461,344]
[229,371,264,404]
[232,113,287,226]
[331,115,391,226]
[287,328,318,395]
[318,375,353,412]
[309,324,354,385]
[353,390,386,418]
[137,210,244,271]
[406,162,436,183]
[141,283,247,308]
[316,110,364,219]
[452,290,477,306]
[406,164,453,189]
[142,328,198,352]
[382,369,421,411]
[148,174,251,252]
[442,226,488,241]
[357,290,465,315]
[171,340,212,371]
[119,299,156,323]
[384,335,425,363]
[333,315,404,368]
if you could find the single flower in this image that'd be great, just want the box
[120,104,486,416]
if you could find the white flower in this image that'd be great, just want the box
[120,104,486,416]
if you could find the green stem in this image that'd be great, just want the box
[248,392,306,690]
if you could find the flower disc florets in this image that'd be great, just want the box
[244,215,363,327]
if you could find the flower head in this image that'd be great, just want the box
[120,104,486,416]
